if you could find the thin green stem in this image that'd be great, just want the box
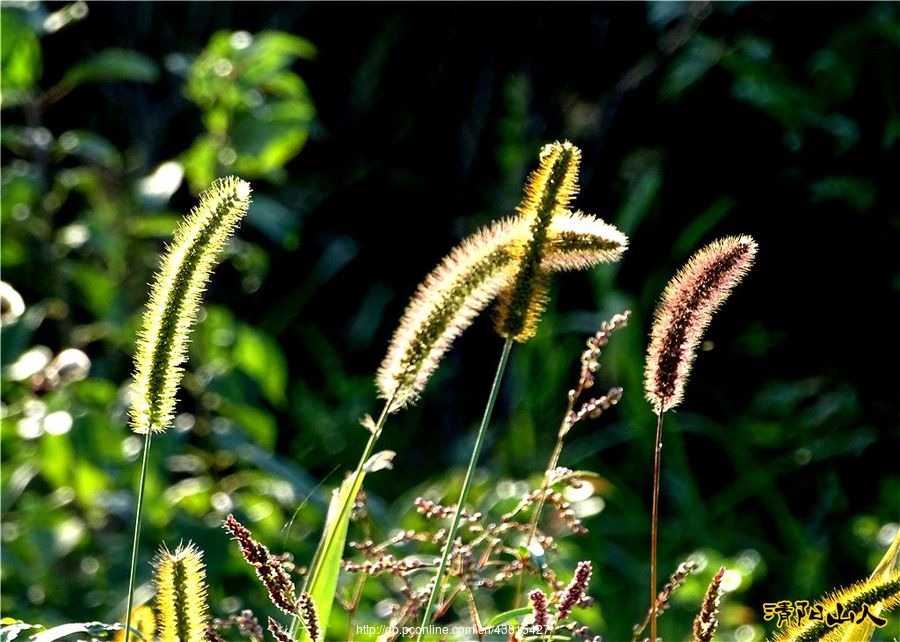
[416,337,514,642]
[650,411,665,642]
[124,429,153,642]
[513,424,567,610]
[289,396,394,639]
[514,384,581,610]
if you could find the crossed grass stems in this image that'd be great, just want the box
[119,142,802,642]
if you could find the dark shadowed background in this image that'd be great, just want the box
[2,2,898,641]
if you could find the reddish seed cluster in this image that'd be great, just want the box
[204,627,226,642]
[574,311,631,397]
[266,617,293,642]
[569,386,623,427]
[544,489,588,536]
[557,561,592,619]
[528,589,549,630]
[693,566,725,642]
[297,592,321,642]
[571,625,603,642]
[223,514,298,616]
[210,610,264,641]
[342,555,429,575]
[415,497,479,521]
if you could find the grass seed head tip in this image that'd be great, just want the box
[645,235,757,413]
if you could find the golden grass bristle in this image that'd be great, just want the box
[154,542,210,642]
[495,141,580,341]
[542,210,628,271]
[130,177,251,434]
[377,142,628,411]
[376,217,523,411]
[771,570,900,642]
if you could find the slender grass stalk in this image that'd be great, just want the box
[124,177,252,642]
[515,313,628,608]
[123,429,152,642]
[513,414,569,610]
[289,394,395,640]
[650,411,664,642]
[416,337,513,641]
[644,235,756,640]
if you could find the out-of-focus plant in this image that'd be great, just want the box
[181,30,316,190]
[0,2,319,626]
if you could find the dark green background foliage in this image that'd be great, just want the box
[2,2,898,641]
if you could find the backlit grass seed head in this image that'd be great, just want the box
[130,177,251,434]
[376,217,523,412]
[496,141,581,342]
[644,235,757,413]
[377,142,627,410]
[542,211,628,272]
[771,570,900,642]
[154,542,210,642]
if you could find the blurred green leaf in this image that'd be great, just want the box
[302,472,364,642]
[810,175,876,212]
[68,262,116,317]
[183,29,315,189]
[181,135,220,191]
[233,324,288,407]
[221,401,277,450]
[55,130,122,170]
[245,193,301,247]
[0,9,42,106]
[661,34,723,100]
[126,214,181,238]
[673,197,734,256]
[61,49,158,88]
[231,105,312,177]
[486,607,531,628]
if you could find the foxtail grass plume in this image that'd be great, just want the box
[495,141,580,341]
[378,143,627,411]
[130,177,251,434]
[154,542,210,642]
[771,570,900,642]
[644,235,757,413]
[376,217,523,411]
[542,211,628,272]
